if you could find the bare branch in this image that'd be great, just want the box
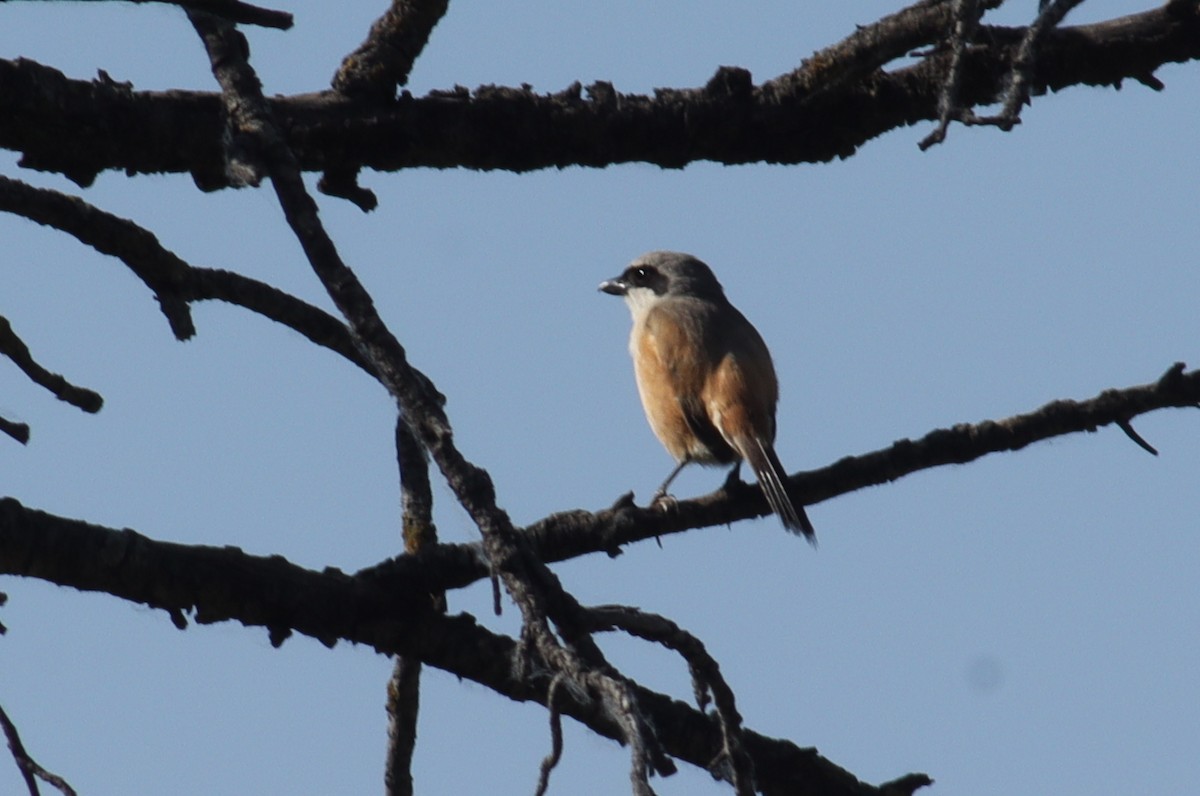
[1,0,293,29]
[0,174,194,338]
[918,0,985,149]
[518,363,1200,560]
[3,5,1197,185]
[384,655,421,796]
[387,416,438,796]
[763,0,1001,101]
[534,675,566,796]
[0,175,382,376]
[332,0,449,100]
[0,416,31,445]
[587,606,755,796]
[6,371,1189,789]
[187,11,675,787]
[0,702,77,796]
[0,315,103,413]
[0,496,913,795]
[969,0,1088,130]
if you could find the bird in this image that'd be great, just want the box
[599,251,815,541]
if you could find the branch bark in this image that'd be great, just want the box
[0,496,922,796]
[1,4,1196,187]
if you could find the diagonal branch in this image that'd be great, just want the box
[332,0,449,100]
[516,363,1200,563]
[762,0,1002,101]
[0,416,30,445]
[254,363,1200,602]
[0,702,77,796]
[186,11,674,788]
[0,315,103,413]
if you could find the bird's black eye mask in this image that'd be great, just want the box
[623,265,669,296]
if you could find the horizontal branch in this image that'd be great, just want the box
[0,497,920,796]
[1,0,294,29]
[2,3,1196,186]
[4,365,1196,614]
[5,365,1188,787]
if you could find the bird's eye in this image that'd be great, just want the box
[629,266,652,284]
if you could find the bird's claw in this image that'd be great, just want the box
[650,491,678,512]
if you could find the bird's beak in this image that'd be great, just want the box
[598,277,627,296]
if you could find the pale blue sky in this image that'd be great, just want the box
[2,2,1198,794]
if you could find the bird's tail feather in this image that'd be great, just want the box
[745,437,816,543]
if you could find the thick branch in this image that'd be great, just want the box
[2,4,1196,185]
[3,365,1195,625]
[0,496,919,796]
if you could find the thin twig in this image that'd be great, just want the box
[969,0,1088,129]
[384,656,421,796]
[386,416,438,796]
[533,674,566,796]
[0,703,77,796]
[918,0,985,149]
[588,606,755,796]
[1116,418,1159,455]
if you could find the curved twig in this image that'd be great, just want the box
[587,605,755,796]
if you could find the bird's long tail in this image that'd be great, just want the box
[743,437,816,543]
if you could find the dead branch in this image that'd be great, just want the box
[0,702,77,796]
[0,495,917,796]
[1,4,1196,187]
[0,315,103,414]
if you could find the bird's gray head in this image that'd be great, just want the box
[598,251,726,313]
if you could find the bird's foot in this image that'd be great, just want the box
[650,491,678,512]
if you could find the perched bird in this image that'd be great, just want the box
[599,251,815,541]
